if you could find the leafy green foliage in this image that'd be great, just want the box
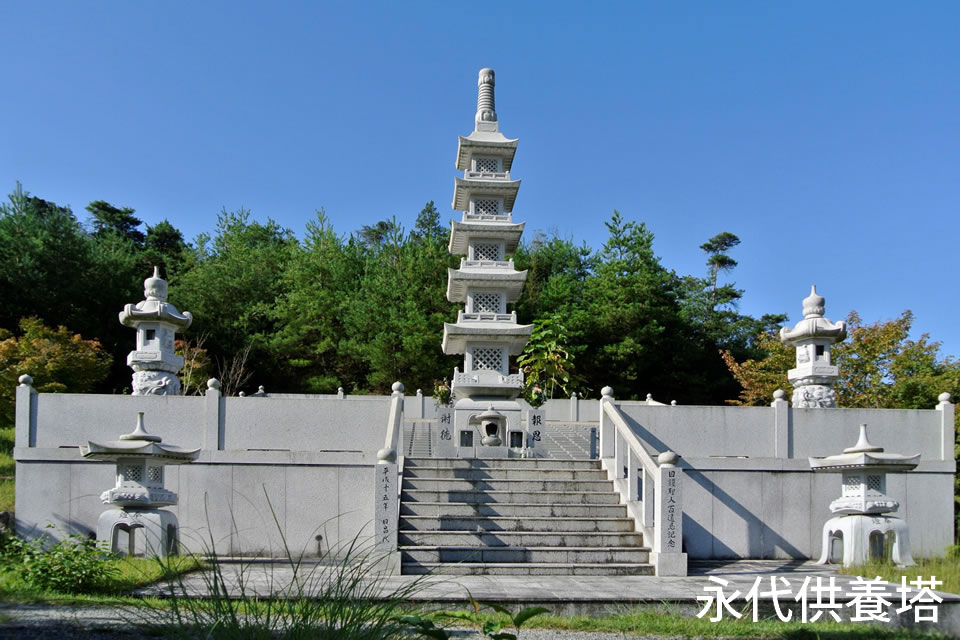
[0,317,111,425]
[435,589,549,639]
[2,529,118,593]
[518,314,578,401]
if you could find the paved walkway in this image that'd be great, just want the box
[2,562,956,638]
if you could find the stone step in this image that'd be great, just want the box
[401,489,621,505]
[397,530,644,547]
[403,457,601,470]
[398,515,636,533]
[400,545,650,564]
[400,501,628,518]
[401,478,614,492]
[403,467,609,481]
[400,562,655,576]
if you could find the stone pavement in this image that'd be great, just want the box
[135,559,960,635]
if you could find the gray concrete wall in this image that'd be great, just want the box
[14,386,388,556]
[615,401,955,560]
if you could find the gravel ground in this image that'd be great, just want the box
[0,603,691,639]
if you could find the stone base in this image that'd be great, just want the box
[816,514,914,567]
[97,508,180,557]
[475,446,508,459]
[651,551,687,576]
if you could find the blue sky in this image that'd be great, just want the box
[3,2,959,360]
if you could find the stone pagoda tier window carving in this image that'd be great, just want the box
[471,292,504,314]
[471,347,504,372]
[472,242,503,261]
[125,465,143,483]
[147,466,164,484]
[473,198,501,216]
[474,157,501,173]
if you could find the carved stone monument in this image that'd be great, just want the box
[810,423,919,566]
[441,68,533,457]
[780,285,847,408]
[119,267,193,395]
[80,412,198,556]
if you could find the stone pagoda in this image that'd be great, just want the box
[441,68,532,457]
[120,267,193,395]
[80,412,199,556]
[810,424,920,566]
[780,285,847,408]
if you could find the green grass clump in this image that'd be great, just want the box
[513,607,949,638]
[839,553,960,595]
[0,426,13,512]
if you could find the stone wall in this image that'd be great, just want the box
[617,402,955,559]
[14,386,389,556]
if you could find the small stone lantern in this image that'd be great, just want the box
[80,412,198,556]
[780,285,847,408]
[810,424,919,566]
[119,267,193,395]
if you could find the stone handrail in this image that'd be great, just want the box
[599,387,686,576]
[374,382,404,570]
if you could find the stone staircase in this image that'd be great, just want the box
[398,457,653,575]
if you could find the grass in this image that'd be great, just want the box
[515,608,951,638]
[0,552,203,600]
[0,426,13,512]
[839,554,960,595]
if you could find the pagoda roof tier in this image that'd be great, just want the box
[442,322,533,355]
[453,177,521,212]
[446,267,528,303]
[449,219,525,255]
[456,134,519,172]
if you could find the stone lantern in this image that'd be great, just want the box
[440,69,533,457]
[810,424,919,566]
[780,285,847,407]
[80,412,198,556]
[119,267,193,395]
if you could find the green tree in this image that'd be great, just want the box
[86,200,145,246]
[518,314,579,401]
[0,317,111,425]
[172,208,298,390]
[700,231,740,303]
[722,310,960,408]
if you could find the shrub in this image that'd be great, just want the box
[3,529,117,593]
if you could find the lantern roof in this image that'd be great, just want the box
[780,285,847,345]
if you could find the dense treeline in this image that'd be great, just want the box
[0,182,936,405]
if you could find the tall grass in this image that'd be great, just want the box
[135,493,431,639]
[839,553,960,595]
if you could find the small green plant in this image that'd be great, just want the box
[433,379,452,407]
[523,385,546,408]
[2,527,117,593]
[436,589,549,639]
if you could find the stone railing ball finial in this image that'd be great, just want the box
[658,451,680,467]
[206,378,221,391]
[18,374,34,387]
[391,381,405,396]
[476,68,497,123]
[773,389,787,401]
[601,386,614,399]
[938,392,952,404]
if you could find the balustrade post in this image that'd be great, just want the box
[599,386,614,458]
[652,451,686,576]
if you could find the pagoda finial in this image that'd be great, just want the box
[475,68,497,126]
